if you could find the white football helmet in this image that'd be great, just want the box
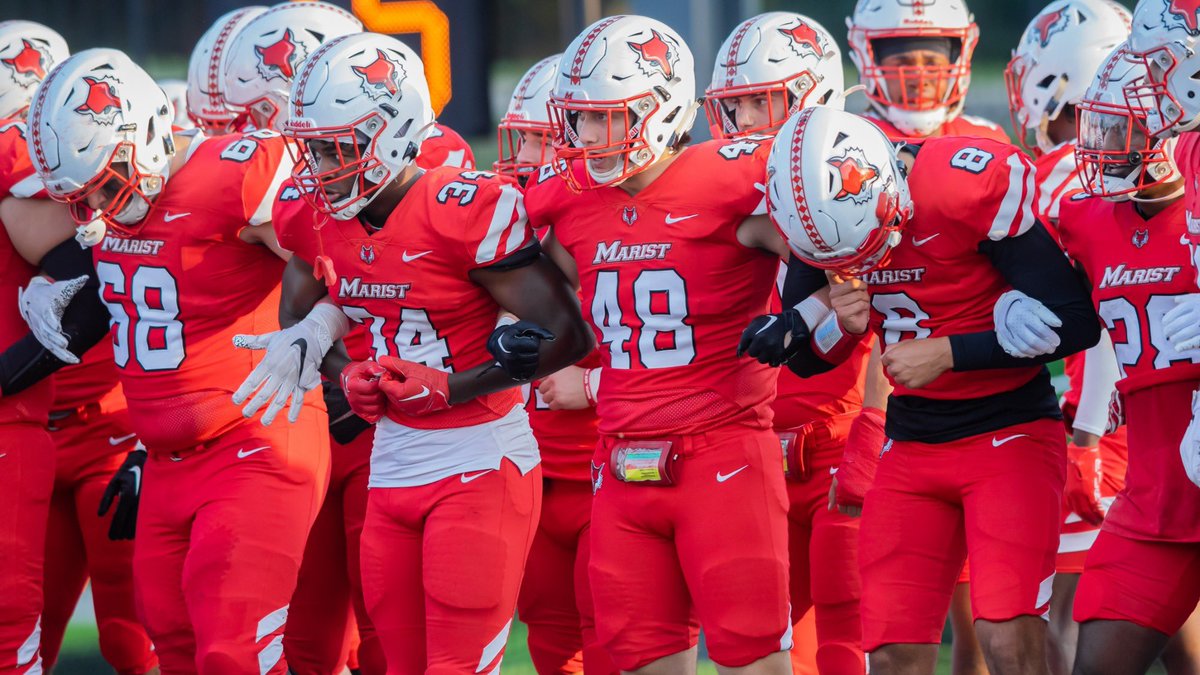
[27,48,175,235]
[846,0,979,137]
[0,21,68,120]
[285,32,435,220]
[1005,0,1130,154]
[495,54,560,180]
[1126,0,1200,136]
[549,15,698,190]
[157,79,192,130]
[766,107,910,275]
[185,6,267,134]
[1076,44,1181,202]
[224,2,362,132]
[705,12,845,139]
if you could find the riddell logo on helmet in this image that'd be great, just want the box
[352,48,405,101]
[74,76,122,126]
[1167,0,1200,35]
[1,39,48,87]
[1031,8,1068,47]
[628,30,677,80]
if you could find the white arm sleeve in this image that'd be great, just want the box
[1073,331,1121,437]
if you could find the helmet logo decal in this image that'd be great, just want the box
[828,150,880,204]
[353,48,404,100]
[74,76,122,125]
[628,30,677,80]
[1167,0,1200,34]
[1032,8,1069,47]
[2,39,48,86]
[779,22,826,58]
[256,28,306,81]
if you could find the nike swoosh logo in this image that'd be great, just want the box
[402,250,432,262]
[756,315,778,335]
[991,434,1027,447]
[912,233,940,247]
[665,213,698,224]
[461,470,493,483]
[829,467,839,475]
[716,465,749,483]
[399,386,431,402]
[129,465,142,494]
[109,433,137,446]
[291,337,309,379]
[163,212,190,222]
[237,446,270,458]
[0,453,7,459]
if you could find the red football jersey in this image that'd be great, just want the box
[420,123,475,170]
[864,113,1011,144]
[863,136,1042,400]
[1058,194,1200,540]
[91,130,291,452]
[278,166,530,430]
[1034,141,1084,230]
[1173,133,1200,250]
[51,342,122,413]
[525,139,779,437]
[0,119,53,424]
[522,351,601,483]
[770,261,869,429]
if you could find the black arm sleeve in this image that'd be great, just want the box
[779,254,839,377]
[948,222,1101,371]
[0,239,109,396]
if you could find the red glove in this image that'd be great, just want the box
[833,407,887,510]
[377,356,452,418]
[1065,442,1106,526]
[340,360,389,424]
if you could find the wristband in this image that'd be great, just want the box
[584,367,600,407]
[812,311,866,364]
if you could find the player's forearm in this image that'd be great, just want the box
[781,255,842,376]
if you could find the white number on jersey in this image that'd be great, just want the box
[591,269,695,369]
[872,292,932,345]
[949,147,995,174]
[341,305,452,371]
[96,263,185,371]
[1098,294,1200,377]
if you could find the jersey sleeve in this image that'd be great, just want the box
[231,131,292,226]
[1035,146,1083,226]
[0,122,36,197]
[973,142,1040,242]
[706,137,771,219]
[521,163,568,234]
[436,171,534,270]
[271,182,320,264]
[417,123,476,170]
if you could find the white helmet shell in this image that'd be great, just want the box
[0,20,69,120]
[157,79,192,130]
[185,6,267,133]
[495,54,560,179]
[766,107,910,275]
[223,1,362,131]
[286,32,435,220]
[705,12,845,139]
[1126,0,1200,136]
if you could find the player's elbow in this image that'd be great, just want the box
[558,312,595,366]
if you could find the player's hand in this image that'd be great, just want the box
[538,365,590,410]
[829,407,886,517]
[97,447,147,541]
[1106,389,1125,435]
[341,360,388,424]
[487,320,555,381]
[1181,389,1200,488]
[18,275,89,364]
[737,309,809,367]
[827,272,870,335]
[1163,295,1200,353]
[232,304,345,425]
[377,356,452,417]
[993,290,1062,358]
[881,337,953,389]
[1065,443,1106,526]
[322,379,372,445]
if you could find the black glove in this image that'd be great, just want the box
[487,320,555,381]
[97,448,147,541]
[323,379,373,445]
[737,309,810,367]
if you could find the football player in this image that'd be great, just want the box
[1017,37,1200,675]
[252,32,591,672]
[493,53,617,675]
[183,6,267,135]
[754,106,1099,675]
[22,48,326,674]
[846,0,1008,143]
[1005,4,1132,673]
[526,15,798,674]
[707,13,878,674]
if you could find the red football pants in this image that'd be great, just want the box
[284,427,383,675]
[516,477,617,675]
[784,426,865,675]
[1075,531,1200,635]
[133,407,329,675]
[42,404,156,675]
[360,459,541,674]
[0,423,54,674]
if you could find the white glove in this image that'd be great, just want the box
[18,275,89,364]
[1181,389,1200,488]
[231,302,349,425]
[1163,295,1200,353]
[994,290,1063,358]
